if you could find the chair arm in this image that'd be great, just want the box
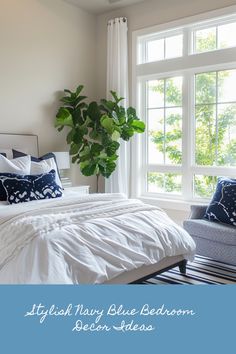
[189,205,208,219]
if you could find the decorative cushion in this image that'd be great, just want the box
[13,150,55,163]
[12,150,62,188]
[0,155,31,200]
[2,176,38,204]
[0,149,13,159]
[204,177,236,226]
[1,170,63,204]
[33,170,63,200]
[0,154,31,175]
[0,172,23,201]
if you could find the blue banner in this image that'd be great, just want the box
[1,285,235,353]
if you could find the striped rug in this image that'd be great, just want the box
[144,255,236,285]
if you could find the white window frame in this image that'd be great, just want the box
[132,5,236,210]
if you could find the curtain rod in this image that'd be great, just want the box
[107,17,127,25]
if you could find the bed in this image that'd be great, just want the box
[0,134,196,284]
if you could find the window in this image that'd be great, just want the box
[145,34,183,63]
[193,21,236,53]
[134,8,236,202]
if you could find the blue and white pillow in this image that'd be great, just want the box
[32,170,63,200]
[0,172,25,201]
[2,170,63,204]
[204,177,236,226]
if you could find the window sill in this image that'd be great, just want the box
[139,195,207,212]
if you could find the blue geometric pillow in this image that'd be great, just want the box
[33,170,63,200]
[204,177,236,226]
[0,172,24,201]
[2,170,63,204]
[2,176,38,204]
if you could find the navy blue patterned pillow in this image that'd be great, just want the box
[0,172,22,201]
[2,170,63,204]
[2,176,37,204]
[204,177,236,226]
[33,170,63,200]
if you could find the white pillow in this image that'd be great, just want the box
[30,157,62,188]
[0,149,13,159]
[0,154,31,175]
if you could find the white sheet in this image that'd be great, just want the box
[0,193,195,284]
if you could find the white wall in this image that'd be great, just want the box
[0,0,97,191]
[95,0,236,223]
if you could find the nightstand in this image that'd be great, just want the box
[64,185,90,195]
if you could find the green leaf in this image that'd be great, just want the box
[100,160,117,178]
[74,96,87,107]
[106,141,120,156]
[64,89,73,95]
[131,120,146,133]
[81,163,97,176]
[73,129,84,144]
[66,130,75,144]
[89,129,100,141]
[91,143,103,155]
[110,91,124,104]
[121,126,134,141]
[60,97,75,104]
[127,107,138,123]
[80,146,90,157]
[76,85,84,96]
[100,99,115,113]
[111,130,120,141]
[97,159,107,168]
[87,102,101,122]
[100,115,114,133]
[69,143,80,155]
[99,152,108,159]
[55,107,73,127]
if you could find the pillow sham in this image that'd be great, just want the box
[2,170,63,204]
[0,154,31,175]
[13,150,55,163]
[12,150,62,188]
[0,149,13,159]
[204,177,236,226]
[0,172,23,201]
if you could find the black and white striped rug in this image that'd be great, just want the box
[144,255,236,285]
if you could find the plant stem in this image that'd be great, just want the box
[96,174,99,193]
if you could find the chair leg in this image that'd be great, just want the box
[179,260,187,274]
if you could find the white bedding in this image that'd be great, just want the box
[0,192,195,284]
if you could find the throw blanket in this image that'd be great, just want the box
[0,193,195,284]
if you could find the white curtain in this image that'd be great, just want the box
[106,17,130,196]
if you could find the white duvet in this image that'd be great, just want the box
[0,192,195,284]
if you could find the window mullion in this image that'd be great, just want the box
[215,71,219,165]
[182,72,193,200]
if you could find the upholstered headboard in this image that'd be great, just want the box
[0,133,39,158]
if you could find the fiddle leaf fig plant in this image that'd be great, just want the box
[55,85,145,191]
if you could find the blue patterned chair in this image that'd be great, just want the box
[183,205,236,265]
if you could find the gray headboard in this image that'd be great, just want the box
[0,133,39,158]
